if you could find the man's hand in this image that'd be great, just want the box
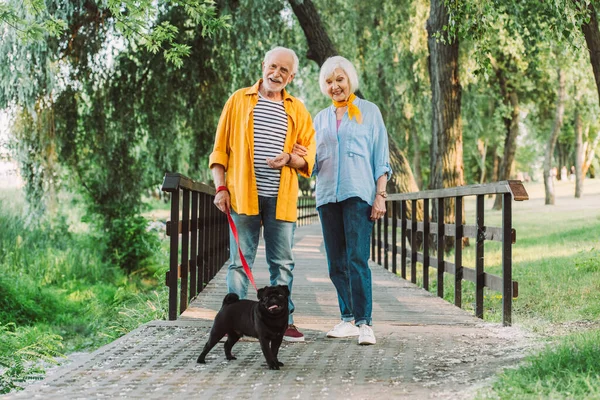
[214,190,231,214]
[266,152,291,170]
[292,143,308,157]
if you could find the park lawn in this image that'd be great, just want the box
[467,179,600,329]
[458,179,600,399]
[403,179,600,399]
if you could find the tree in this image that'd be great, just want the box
[543,67,566,205]
[287,0,423,219]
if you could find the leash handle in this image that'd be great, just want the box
[226,210,258,292]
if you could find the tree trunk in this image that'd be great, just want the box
[427,0,465,251]
[492,66,520,210]
[287,0,337,65]
[410,118,423,190]
[477,138,487,184]
[543,68,566,205]
[583,130,600,177]
[574,106,584,198]
[582,3,600,103]
[288,0,422,206]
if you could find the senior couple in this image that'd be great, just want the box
[209,46,392,346]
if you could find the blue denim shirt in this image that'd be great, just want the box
[313,97,392,208]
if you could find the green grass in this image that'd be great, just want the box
[396,179,600,399]
[484,330,600,399]
[0,188,169,393]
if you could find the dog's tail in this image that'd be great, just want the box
[222,293,240,306]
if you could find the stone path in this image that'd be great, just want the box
[5,223,534,399]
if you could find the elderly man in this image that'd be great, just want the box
[209,47,316,342]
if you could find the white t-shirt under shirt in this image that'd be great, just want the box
[253,93,288,197]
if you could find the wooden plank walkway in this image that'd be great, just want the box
[6,223,533,399]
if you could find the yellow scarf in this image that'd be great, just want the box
[332,93,362,124]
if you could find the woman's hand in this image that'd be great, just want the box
[292,143,308,157]
[370,194,387,220]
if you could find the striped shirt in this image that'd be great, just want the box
[253,93,288,197]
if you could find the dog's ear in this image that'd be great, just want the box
[257,287,266,299]
[278,285,290,297]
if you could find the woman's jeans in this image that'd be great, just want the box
[318,197,374,326]
[227,196,296,324]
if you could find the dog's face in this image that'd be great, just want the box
[257,285,289,315]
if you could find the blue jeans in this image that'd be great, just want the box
[227,196,296,324]
[318,197,374,326]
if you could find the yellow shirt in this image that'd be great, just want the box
[208,80,316,222]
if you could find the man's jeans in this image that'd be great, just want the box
[227,196,296,324]
[318,197,374,326]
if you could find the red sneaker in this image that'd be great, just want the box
[283,324,305,342]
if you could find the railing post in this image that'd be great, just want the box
[190,191,198,298]
[437,197,444,298]
[198,193,207,293]
[168,189,180,321]
[454,196,463,308]
[208,201,215,280]
[410,199,417,283]
[384,206,389,270]
[476,194,485,319]
[400,200,407,279]
[180,189,190,314]
[423,199,430,290]
[502,193,513,326]
[377,217,382,265]
[392,201,397,274]
[371,223,375,262]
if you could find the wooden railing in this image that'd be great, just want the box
[161,173,319,320]
[371,180,529,326]
[297,195,318,227]
[161,173,229,321]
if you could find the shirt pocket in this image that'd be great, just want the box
[346,123,371,158]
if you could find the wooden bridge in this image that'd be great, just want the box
[6,177,533,399]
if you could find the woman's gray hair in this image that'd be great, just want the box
[319,56,360,96]
[264,46,299,74]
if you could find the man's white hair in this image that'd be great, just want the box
[319,56,360,97]
[264,46,299,74]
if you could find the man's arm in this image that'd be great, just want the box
[266,152,306,170]
[211,164,230,214]
[293,105,316,177]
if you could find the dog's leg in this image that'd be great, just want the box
[224,333,241,361]
[259,338,279,370]
[197,330,224,364]
[271,334,284,367]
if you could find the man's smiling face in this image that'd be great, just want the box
[261,50,295,94]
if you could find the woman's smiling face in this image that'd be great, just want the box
[325,68,350,102]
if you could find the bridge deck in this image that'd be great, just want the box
[8,223,531,399]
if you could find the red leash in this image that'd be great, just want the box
[226,209,258,292]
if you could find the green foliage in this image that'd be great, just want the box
[102,289,168,340]
[0,323,64,394]
[107,216,161,275]
[488,330,600,399]
[0,0,229,69]
[0,191,169,391]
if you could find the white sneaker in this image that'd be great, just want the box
[358,324,376,345]
[326,321,360,338]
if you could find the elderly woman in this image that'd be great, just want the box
[295,56,391,345]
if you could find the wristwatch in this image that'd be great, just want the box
[376,191,388,198]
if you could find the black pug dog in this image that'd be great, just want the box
[197,285,290,370]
